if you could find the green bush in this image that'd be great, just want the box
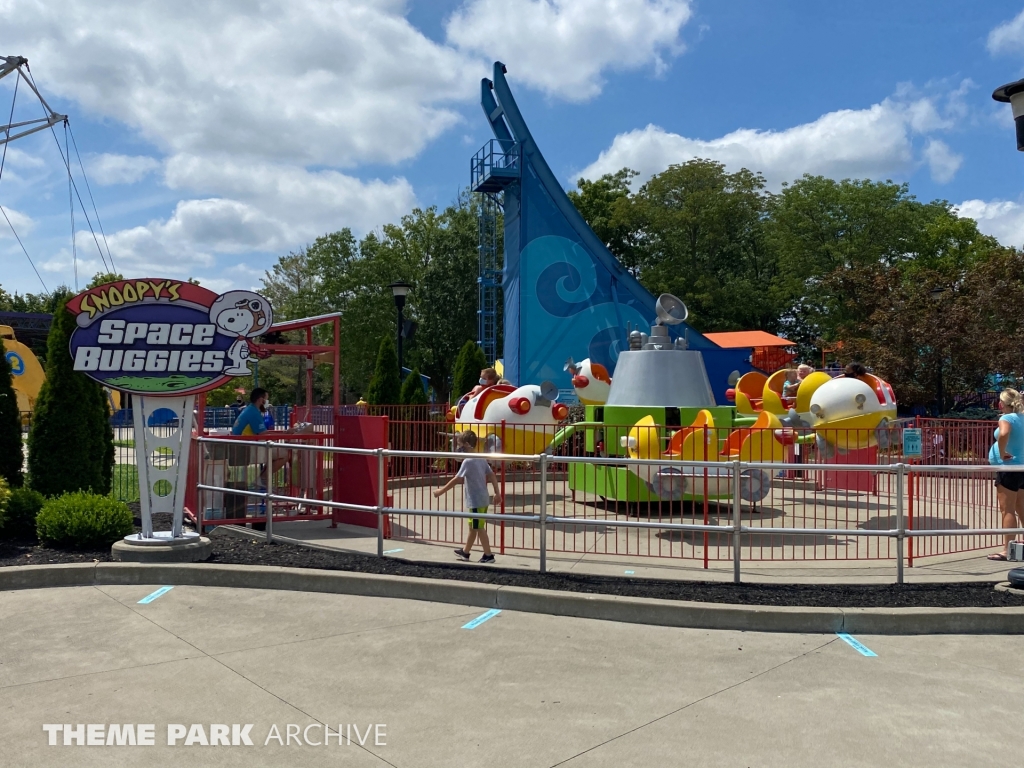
[27,300,114,496]
[452,340,488,399]
[366,335,402,405]
[0,476,9,533]
[400,367,429,405]
[2,486,43,539]
[36,491,133,549]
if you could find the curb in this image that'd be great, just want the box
[1,563,1023,634]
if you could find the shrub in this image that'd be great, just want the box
[366,335,401,405]
[400,367,429,405]
[2,486,43,539]
[36,491,133,549]
[27,300,113,496]
[0,337,23,487]
[452,340,488,399]
[0,476,9,533]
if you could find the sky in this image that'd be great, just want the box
[2,0,1024,296]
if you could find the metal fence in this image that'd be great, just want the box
[194,434,1024,584]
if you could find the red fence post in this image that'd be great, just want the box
[500,419,506,555]
[908,464,915,568]
[703,423,709,569]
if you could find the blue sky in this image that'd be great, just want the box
[2,1,1024,297]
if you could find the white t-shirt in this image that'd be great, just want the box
[456,457,492,510]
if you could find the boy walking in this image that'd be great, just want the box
[433,432,502,563]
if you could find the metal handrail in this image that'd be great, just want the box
[192,438,1024,585]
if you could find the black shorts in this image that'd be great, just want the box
[996,472,1024,492]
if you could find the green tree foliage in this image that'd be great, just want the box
[2,487,44,538]
[399,367,429,405]
[260,200,480,402]
[36,491,133,549]
[452,340,488,400]
[567,169,642,275]
[366,335,401,405]
[0,337,24,486]
[829,247,1024,412]
[27,301,113,496]
[86,272,125,288]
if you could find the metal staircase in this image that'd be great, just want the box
[470,139,520,365]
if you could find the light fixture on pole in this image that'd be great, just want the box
[993,78,1024,151]
[389,281,412,375]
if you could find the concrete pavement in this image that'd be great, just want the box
[1,584,1022,767]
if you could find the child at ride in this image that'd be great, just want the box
[988,388,1024,561]
[433,431,503,564]
[469,367,500,397]
[781,368,800,400]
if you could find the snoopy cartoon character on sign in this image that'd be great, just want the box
[209,290,273,375]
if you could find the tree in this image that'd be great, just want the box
[621,159,779,333]
[27,300,112,496]
[405,200,482,400]
[87,272,125,289]
[768,175,998,355]
[452,340,487,400]
[400,367,428,405]
[0,337,24,487]
[567,169,643,275]
[365,336,401,405]
[824,246,1024,412]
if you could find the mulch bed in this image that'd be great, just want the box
[1,505,1022,609]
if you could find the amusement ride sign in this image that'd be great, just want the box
[68,279,272,394]
[67,279,275,551]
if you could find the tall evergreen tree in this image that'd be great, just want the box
[366,336,402,405]
[399,367,429,405]
[27,301,110,496]
[452,340,488,399]
[0,337,24,487]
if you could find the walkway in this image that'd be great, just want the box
[1,584,1020,766]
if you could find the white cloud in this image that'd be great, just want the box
[577,88,967,188]
[956,199,1024,248]
[446,0,693,101]
[0,204,34,237]
[1,0,469,288]
[80,161,416,276]
[88,153,161,186]
[922,139,963,184]
[988,9,1024,55]
[7,0,477,168]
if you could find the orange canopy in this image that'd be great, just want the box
[705,331,793,348]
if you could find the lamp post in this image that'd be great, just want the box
[929,286,947,416]
[389,281,411,376]
[993,78,1024,151]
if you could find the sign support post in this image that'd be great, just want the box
[65,279,275,562]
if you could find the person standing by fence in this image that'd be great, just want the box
[433,431,502,564]
[988,388,1024,561]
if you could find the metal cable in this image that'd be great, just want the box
[67,122,115,272]
[0,68,48,292]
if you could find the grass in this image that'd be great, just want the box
[113,439,135,449]
[111,464,140,503]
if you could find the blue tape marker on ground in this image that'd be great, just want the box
[138,586,174,604]
[837,633,877,657]
[625,570,635,574]
[383,548,404,554]
[462,609,501,629]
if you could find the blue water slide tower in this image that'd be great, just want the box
[471,62,749,402]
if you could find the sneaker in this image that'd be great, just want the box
[454,549,470,561]
[479,553,495,564]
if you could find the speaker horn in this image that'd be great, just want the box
[655,294,688,325]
